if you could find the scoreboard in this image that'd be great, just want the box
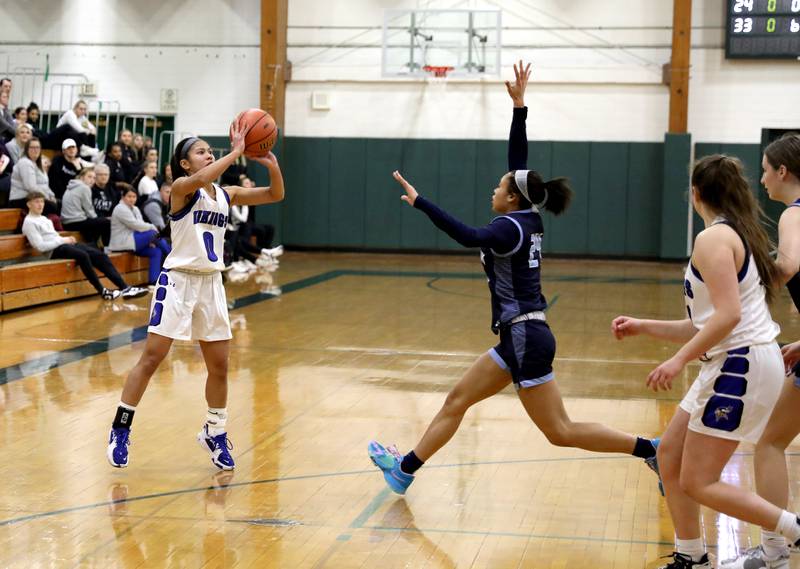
[726,0,800,58]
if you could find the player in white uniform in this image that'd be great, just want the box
[719,134,800,569]
[613,155,800,569]
[107,123,285,470]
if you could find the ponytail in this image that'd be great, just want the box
[508,170,573,215]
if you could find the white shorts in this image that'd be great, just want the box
[147,270,232,342]
[679,342,783,444]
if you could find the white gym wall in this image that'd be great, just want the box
[0,0,797,141]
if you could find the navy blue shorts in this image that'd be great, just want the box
[489,320,556,389]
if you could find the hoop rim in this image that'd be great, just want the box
[422,65,455,78]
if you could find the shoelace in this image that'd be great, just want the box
[385,444,403,461]
[658,552,697,569]
[114,431,131,447]
[211,433,233,452]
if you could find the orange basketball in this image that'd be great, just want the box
[231,108,278,158]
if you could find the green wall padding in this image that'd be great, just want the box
[247,136,680,259]
[660,133,692,259]
[626,143,663,257]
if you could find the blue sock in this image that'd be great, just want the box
[400,451,424,474]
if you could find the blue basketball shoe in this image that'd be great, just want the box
[368,440,414,495]
[644,437,664,496]
[198,425,235,470]
[107,428,131,468]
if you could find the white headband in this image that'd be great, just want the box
[514,170,531,202]
[514,170,548,208]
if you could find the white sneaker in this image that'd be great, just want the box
[101,287,122,300]
[80,144,100,159]
[230,261,248,272]
[242,259,258,271]
[261,245,283,258]
[120,286,149,299]
[719,545,789,569]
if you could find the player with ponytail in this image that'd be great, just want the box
[367,61,661,497]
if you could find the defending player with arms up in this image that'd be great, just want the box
[106,122,285,470]
[368,61,661,497]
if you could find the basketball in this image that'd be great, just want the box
[231,108,278,158]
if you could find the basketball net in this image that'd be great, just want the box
[423,65,453,92]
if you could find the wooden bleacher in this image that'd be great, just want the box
[0,208,149,312]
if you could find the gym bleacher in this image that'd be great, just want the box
[0,207,148,312]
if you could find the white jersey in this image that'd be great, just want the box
[164,183,229,273]
[684,220,779,357]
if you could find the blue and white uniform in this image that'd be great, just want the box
[680,219,782,443]
[148,183,233,341]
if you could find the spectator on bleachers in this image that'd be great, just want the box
[132,133,146,164]
[22,192,147,300]
[238,176,279,256]
[0,78,10,93]
[41,155,51,174]
[61,167,111,246]
[142,182,170,237]
[12,107,26,127]
[0,91,14,141]
[52,100,98,158]
[135,160,159,199]
[6,123,32,164]
[109,187,171,285]
[145,148,158,164]
[104,142,134,193]
[92,163,119,218]
[118,129,136,182]
[0,141,11,207]
[26,102,42,137]
[157,162,173,188]
[9,137,59,214]
[49,138,90,200]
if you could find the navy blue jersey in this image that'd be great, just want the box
[411,105,548,332]
[481,209,547,331]
[786,198,800,311]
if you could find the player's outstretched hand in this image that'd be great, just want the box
[611,315,642,340]
[250,151,279,170]
[646,356,684,392]
[781,341,800,374]
[505,59,531,108]
[229,120,246,156]
[393,170,418,206]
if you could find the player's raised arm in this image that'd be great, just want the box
[227,152,285,206]
[506,60,531,172]
[170,122,246,201]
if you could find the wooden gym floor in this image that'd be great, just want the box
[3,252,800,568]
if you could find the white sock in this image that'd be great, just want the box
[676,537,705,562]
[774,510,800,544]
[761,529,788,558]
[206,407,228,436]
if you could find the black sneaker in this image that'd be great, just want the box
[101,288,122,300]
[656,552,710,569]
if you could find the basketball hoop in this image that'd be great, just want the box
[423,65,454,93]
[423,65,454,78]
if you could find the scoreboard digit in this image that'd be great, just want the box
[726,0,800,58]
